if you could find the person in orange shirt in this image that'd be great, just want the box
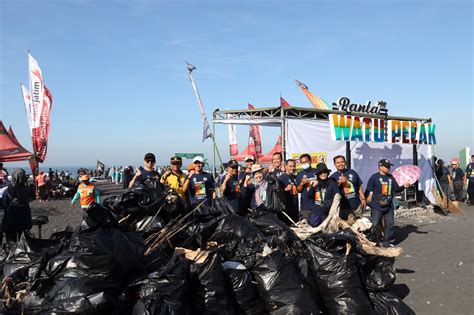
[70,175,100,210]
[36,171,48,202]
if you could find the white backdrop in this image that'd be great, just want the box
[285,118,435,203]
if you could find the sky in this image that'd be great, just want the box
[1,0,472,169]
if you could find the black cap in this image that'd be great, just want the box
[378,159,393,168]
[315,162,331,175]
[227,160,239,168]
[144,153,156,161]
[170,156,182,163]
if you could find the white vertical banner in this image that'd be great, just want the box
[20,84,33,134]
[227,114,238,156]
[28,52,44,129]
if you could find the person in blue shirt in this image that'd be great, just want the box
[278,159,299,222]
[466,155,474,205]
[449,160,465,202]
[330,155,366,220]
[268,152,285,179]
[238,155,255,213]
[365,159,410,247]
[183,156,215,207]
[435,159,450,199]
[296,153,318,221]
[219,159,241,213]
[129,153,161,189]
[307,163,339,227]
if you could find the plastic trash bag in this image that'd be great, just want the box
[132,256,191,315]
[368,291,415,315]
[305,233,375,315]
[251,250,320,314]
[222,261,266,314]
[250,210,298,243]
[264,175,287,214]
[359,256,396,292]
[189,251,235,314]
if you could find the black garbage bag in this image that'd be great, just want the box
[3,233,65,280]
[264,175,287,214]
[305,233,375,315]
[209,215,263,259]
[131,256,191,315]
[232,238,265,269]
[251,250,320,314]
[49,226,74,242]
[189,251,235,314]
[46,277,120,314]
[359,256,396,292]
[292,256,324,312]
[368,291,415,315]
[222,262,266,315]
[214,197,237,216]
[250,210,298,243]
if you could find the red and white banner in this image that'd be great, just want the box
[227,114,238,156]
[248,103,263,157]
[33,86,53,162]
[28,53,44,128]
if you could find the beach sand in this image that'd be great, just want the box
[2,182,473,314]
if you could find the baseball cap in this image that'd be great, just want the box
[244,155,255,162]
[193,156,204,163]
[170,156,182,163]
[227,160,239,168]
[144,153,156,161]
[378,159,393,168]
[251,164,264,173]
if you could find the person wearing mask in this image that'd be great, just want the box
[365,159,410,247]
[307,163,339,227]
[465,155,474,205]
[36,171,48,202]
[435,159,450,199]
[219,159,241,213]
[268,152,285,178]
[70,174,101,210]
[448,160,465,202]
[183,156,215,207]
[1,169,32,242]
[330,155,366,220]
[243,164,268,211]
[129,153,161,188]
[161,156,187,204]
[296,153,318,220]
[278,159,299,222]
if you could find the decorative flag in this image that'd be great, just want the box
[248,104,263,158]
[227,114,238,156]
[33,86,53,162]
[187,64,212,142]
[280,96,291,108]
[97,160,105,173]
[295,79,329,110]
[247,134,256,158]
[20,84,33,134]
[28,53,45,129]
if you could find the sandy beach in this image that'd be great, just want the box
[2,181,473,314]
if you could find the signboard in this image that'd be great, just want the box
[332,97,388,115]
[329,114,436,145]
[175,153,204,159]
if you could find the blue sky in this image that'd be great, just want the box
[1,0,472,168]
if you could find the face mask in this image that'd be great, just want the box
[301,163,310,170]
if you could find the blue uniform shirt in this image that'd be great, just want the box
[451,168,464,182]
[187,172,215,206]
[296,168,317,210]
[330,169,363,210]
[279,173,299,210]
[221,174,241,211]
[466,163,474,183]
[365,173,403,213]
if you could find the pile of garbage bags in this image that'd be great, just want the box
[0,183,415,314]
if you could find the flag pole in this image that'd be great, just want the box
[186,62,225,173]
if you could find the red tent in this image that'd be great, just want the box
[232,142,256,162]
[0,121,33,162]
[258,136,282,164]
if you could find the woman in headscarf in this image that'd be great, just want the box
[1,168,32,242]
[243,164,268,211]
[307,163,339,227]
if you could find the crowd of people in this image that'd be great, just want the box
[434,155,474,204]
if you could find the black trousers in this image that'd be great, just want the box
[467,182,474,204]
[453,181,464,201]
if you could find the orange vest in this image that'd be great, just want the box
[78,184,96,208]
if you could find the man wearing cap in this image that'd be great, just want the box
[268,152,285,178]
[330,155,366,220]
[365,159,409,247]
[449,160,465,201]
[465,155,474,205]
[129,153,161,188]
[296,153,318,221]
[219,159,241,212]
[278,159,299,222]
[183,156,215,207]
[307,163,339,226]
[160,156,187,203]
[70,174,101,210]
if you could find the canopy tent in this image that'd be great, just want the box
[259,136,282,164]
[0,121,33,162]
[213,106,436,203]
